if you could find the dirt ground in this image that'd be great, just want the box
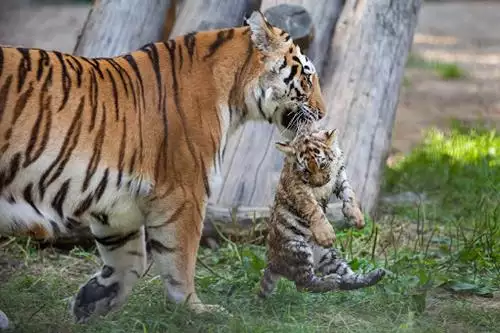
[0,1,499,156]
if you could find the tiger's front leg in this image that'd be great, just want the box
[146,191,227,315]
[71,205,147,323]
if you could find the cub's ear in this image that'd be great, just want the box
[275,141,295,155]
[246,10,287,54]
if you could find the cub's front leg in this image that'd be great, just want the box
[293,191,336,246]
[334,166,365,229]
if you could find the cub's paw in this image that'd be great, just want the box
[311,222,336,247]
[343,204,365,229]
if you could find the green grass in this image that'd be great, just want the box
[1,124,499,332]
[406,53,466,80]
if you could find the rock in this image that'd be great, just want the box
[0,310,9,330]
[263,4,314,51]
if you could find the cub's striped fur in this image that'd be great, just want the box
[0,11,326,322]
[259,127,385,297]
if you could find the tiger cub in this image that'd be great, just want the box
[259,128,385,296]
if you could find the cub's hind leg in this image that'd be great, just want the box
[282,240,342,293]
[71,206,147,323]
[258,267,281,298]
[313,246,385,290]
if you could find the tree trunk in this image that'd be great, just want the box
[73,0,172,57]
[320,0,422,215]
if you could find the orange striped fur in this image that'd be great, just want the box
[0,11,326,322]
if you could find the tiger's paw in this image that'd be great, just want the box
[70,273,124,323]
[311,222,336,247]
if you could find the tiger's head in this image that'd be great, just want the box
[275,128,338,188]
[245,11,326,139]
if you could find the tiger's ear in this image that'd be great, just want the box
[275,141,295,155]
[246,11,286,54]
[323,129,337,146]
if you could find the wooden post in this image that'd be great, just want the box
[74,0,172,57]
[320,0,422,215]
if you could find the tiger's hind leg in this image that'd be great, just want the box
[146,195,227,315]
[313,245,385,290]
[71,211,147,323]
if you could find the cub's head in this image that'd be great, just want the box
[245,11,326,139]
[276,128,337,187]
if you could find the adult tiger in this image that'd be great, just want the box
[0,11,326,322]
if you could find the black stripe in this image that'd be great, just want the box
[284,65,298,85]
[200,157,211,198]
[149,239,176,253]
[66,55,83,87]
[129,148,137,174]
[80,57,104,79]
[91,212,109,225]
[95,168,109,202]
[88,69,98,132]
[65,217,81,231]
[23,66,52,168]
[183,32,196,62]
[147,201,186,230]
[51,178,71,218]
[37,49,49,81]
[0,153,21,192]
[123,54,145,111]
[16,48,32,92]
[106,69,120,121]
[50,220,61,236]
[116,114,126,188]
[141,44,162,115]
[38,96,84,198]
[164,40,199,171]
[94,230,140,251]
[203,29,234,60]
[74,193,93,217]
[12,82,34,125]
[54,51,71,111]
[0,75,13,123]
[23,183,42,216]
[177,42,183,70]
[82,103,106,192]
[104,58,130,98]
[123,54,144,162]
